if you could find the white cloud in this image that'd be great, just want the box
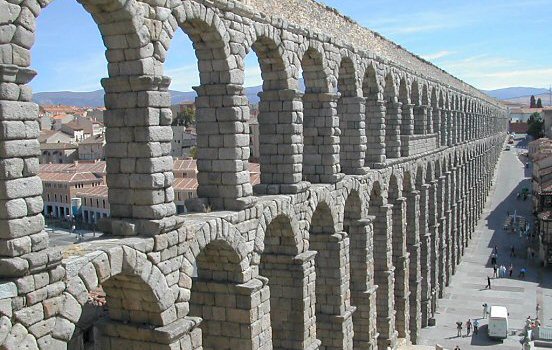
[438,55,552,90]
[165,64,200,91]
[422,50,454,61]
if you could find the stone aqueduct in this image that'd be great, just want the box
[0,0,509,349]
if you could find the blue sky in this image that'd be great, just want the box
[31,0,552,92]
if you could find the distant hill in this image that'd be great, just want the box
[483,87,549,100]
[504,93,552,107]
[33,85,265,108]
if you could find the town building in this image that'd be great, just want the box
[40,142,78,164]
[75,185,110,224]
[40,171,103,219]
[78,134,105,161]
[171,127,197,158]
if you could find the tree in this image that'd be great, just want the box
[172,107,196,127]
[537,98,543,108]
[530,95,536,108]
[527,112,544,139]
[188,146,198,159]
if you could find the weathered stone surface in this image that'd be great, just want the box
[0,1,509,349]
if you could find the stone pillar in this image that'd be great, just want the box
[349,218,378,350]
[456,111,463,144]
[365,98,386,167]
[193,83,255,211]
[372,204,398,349]
[102,76,178,235]
[401,103,414,157]
[450,168,458,272]
[440,108,448,147]
[95,317,203,350]
[401,103,415,136]
[392,197,410,340]
[443,172,453,289]
[190,277,273,350]
[303,92,343,183]
[312,232,355,350]
[427,106,434,134]
[406,190,421,343]
[255,89,309,195]
[448,110,455,146]
[428,181,439,320]
[418,184,431,327]
[260,250,319,350]
[413,105,427,135]
[433,107,441,143]
[339,96,368,175]
[385,101,402,159]
[437,177,447,298]
[0,64,65,278]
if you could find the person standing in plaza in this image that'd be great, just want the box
[482,303,488,317]
[466,319,472,336]
[486,276,491,289]
[509,264,513,277]
[456,321,462,337]
[493,264,498,278]
[473,319,479,334]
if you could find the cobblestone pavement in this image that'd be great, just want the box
[418,137,552,349]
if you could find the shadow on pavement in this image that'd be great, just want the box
[469,325,507,346]
[482,136,550,290]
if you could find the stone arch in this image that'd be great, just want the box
[62,246,177,349]
[243,30,304,194]
[384,72,401,158]
[343,188,374,347]
[171,5,253,210]
[258,212,309,349]
[368,178,397,348]
[8,0,149,71]
[363,63,386,164]
[337,55,366,173]
[310,200,354,347]
[189,239,255,349]
[301,46,339,183]
[389,172,410,339]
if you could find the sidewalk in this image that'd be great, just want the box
[46,224,104,247]
[418,138,550,349]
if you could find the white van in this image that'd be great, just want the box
[488,306,509,339]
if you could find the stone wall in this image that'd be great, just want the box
[0,0,509,349]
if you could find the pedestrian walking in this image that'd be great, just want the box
[466,319,472,336]
[509,264,513,277]
[519,267,527,278]
[456,321,462,337]
[494,245,498,255]
[510,245,515,257]
[493,264,498,278]
[473,319,479,334]
[491,253,497,265]
[486,276,491,289]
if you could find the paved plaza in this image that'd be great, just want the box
[418,138,552,349]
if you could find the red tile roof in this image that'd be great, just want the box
[39,171,101,183]
[76,185,109,198]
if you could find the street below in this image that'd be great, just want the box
[418,137,552,349]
